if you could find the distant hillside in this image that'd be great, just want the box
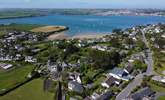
[0,8,165,19]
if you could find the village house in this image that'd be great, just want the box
[161,34,165,38]
[152,76,165,83]
[87,91,113,100]
[69,72,82,84]
[68,81,84,93]
[84,96,91,100]
[25,56,37,63]
[91,92,101,100]
[97,91,113,100]
[128,87,155,100]
[128,53,145,63]
[0,63,13,70]
[101,76,121,88]
[124,63,134,74]
[91,45,108,51]
[108,68,131,81]
[91,45,114,52]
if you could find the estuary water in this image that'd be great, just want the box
[0,15,165,36]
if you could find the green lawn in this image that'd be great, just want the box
[153,53,165,75]
[148,82,165,93]
[0,64,34,94]
[0,24,41,32]
[0,79,54,100]
[157,96,165,100]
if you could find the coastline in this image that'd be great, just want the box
[71,33,109,39]
[0,15,47,20]
[47,33,109,40]
[47,32,69,40]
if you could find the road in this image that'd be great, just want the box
[145,49,154,76]
[116,74,144,100]
[154,92,165,100]
[116,31,155,100]
[142,31,155,76]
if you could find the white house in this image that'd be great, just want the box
[0,63,13,70]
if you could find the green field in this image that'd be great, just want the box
[0,24,42,38]
[0,64,34,94]
[157,96,165,100]
[148,82,165,93]
[0,79,54,100]
[0,24,41,31]
[0,10,44,19]
[153,51,165,75]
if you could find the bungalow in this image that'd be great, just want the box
[129,87,155,100]
[0,63,13,70]
[108,68,130,81]
[68,81,84,93]
[101,76,121,88]
[109,68,125,79]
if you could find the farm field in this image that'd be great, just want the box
[31,26,68,33]
[0,79,54,100]
[0,64,34,94]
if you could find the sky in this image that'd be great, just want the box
[0,0,165,9]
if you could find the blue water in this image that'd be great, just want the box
[0,15,165,36]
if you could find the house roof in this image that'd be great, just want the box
[110,68,125,76]
[68,81,83,93]
[125,63,133,73]
[84,96,91,100]
[98,91,113,100]
[105,76,117,86]
[131,87,155,100]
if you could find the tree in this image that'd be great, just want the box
[110,38,121,48]
[133,60,147,72]
[112,28,122,34]
[136,40,146,50]
[88,49,121,70]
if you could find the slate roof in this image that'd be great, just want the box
[105,76,120,86]
[68,81,84,93]
[98,91,113,100]
[131,87,155,100]
[110,68,125,76]
[125,64,133,73]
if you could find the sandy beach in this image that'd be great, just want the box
[47,33,109,40]
[47,32,69,40]
[71,33,109,39]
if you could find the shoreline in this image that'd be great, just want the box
[47,32,69,40]
[0,15,47,20]
[71,33,109,39]
[0,14,164,20]
[47,33,109,40]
